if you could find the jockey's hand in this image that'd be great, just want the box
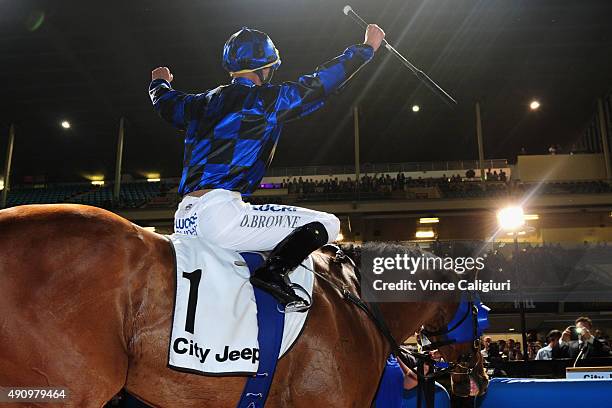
[152,66,174,82]
[364,24,385,52]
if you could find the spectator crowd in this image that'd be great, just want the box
[281,169,508,196]
[480,316,611,363]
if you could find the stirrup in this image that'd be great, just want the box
[278,282,312,314]
[250,274,308,309]
[282,299,311,314]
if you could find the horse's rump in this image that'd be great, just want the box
[0,205,171,407]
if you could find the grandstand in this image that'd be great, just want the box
[2,153,611,247]
[5,180,170,209]
[5,177,612,208]
[4,157,612,207]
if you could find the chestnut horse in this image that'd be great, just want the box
[0,205,487,407]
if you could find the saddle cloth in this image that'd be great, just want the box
[167,233,313,375]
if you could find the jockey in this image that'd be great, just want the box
[149,25,385,312]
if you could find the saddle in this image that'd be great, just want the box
[166,233,314,376]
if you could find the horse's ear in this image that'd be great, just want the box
[320,243,341,255]
[320,244,348,264]
[320,244,361,282]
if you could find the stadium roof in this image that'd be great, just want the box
[1,0,612,181]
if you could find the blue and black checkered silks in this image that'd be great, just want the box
[222,27,281,73]
[149,44,374,196]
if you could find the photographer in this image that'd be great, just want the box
[560,317,609,360]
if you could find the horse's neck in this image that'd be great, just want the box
[377,302,443,344]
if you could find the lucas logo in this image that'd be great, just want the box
[175,214,198,235]
[173,337,259,364]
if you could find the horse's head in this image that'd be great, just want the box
[419,298,490,397]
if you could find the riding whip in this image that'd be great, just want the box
[343,5,457,106]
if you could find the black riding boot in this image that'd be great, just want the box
[250,221,329,312]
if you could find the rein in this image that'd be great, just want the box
[311,265,413,366]
[306,261,453,374]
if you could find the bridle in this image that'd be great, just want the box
[419,292,490,374]
[305,245,490,408]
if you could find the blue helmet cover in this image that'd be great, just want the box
[222,27,281,73]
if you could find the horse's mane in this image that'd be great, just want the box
[339,241,465,285]
[340,241,426,262]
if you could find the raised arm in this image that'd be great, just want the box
[274,24,385,122]
[148,67,208,131]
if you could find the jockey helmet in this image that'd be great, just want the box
[222,27,281,81]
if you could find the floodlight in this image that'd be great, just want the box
[419,217,439,224]
[529,100,540,111]
[497,206,525,231]
[415,230,435,239]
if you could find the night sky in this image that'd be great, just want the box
[1,0,612,182]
